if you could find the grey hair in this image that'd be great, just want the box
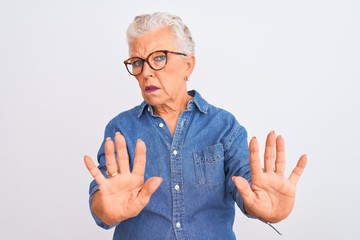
[126,12,195,55]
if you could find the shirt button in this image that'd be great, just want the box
[174,184,180,191]
[159,122,164,128]
[173,150,178,155]
[176,222,181,228]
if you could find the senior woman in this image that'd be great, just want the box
[84,12,307,240]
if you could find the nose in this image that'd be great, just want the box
[141,61,154,77]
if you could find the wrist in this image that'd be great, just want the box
[91,192,126,226]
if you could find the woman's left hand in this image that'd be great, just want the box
[232,131,307,223]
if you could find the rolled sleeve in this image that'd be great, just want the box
[223,123,255,218]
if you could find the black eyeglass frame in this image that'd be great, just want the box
[123,50,187,76]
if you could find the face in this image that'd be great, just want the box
[129,27,195,108]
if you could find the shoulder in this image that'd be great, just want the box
[207,103,235,118]
[194,91,247,137]
[193,90,236,118]
[207,101,244,128]
[106,103,145,129]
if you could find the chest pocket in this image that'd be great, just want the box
[193,144,225,189]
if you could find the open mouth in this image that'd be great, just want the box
[145,85,160,93]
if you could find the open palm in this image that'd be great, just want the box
[233,131,307,223]
[84,132,163,225]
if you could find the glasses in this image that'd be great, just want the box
[123,50,187,76]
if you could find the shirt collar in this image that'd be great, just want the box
[137,90,208,118]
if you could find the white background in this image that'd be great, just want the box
[1,0,359,239]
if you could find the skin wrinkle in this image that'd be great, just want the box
[130,27,195,135]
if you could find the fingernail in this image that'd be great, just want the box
[106,137,111,141]
[115,132,120,135]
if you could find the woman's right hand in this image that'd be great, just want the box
[84,132,163,226]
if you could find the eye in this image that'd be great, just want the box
[153,55,166,62]
[131,58,143,68]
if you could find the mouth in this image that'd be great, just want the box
[145,85,160,93]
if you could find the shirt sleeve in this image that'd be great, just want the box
[222,120,255,218]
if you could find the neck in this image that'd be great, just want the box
[153,94,192,136]
[153,94,192,118]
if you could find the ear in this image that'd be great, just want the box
[185,55,196,76]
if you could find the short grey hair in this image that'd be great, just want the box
[126,12,195,55]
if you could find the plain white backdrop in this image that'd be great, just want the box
[1,0,359,239]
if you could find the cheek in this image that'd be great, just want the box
[167,62,187,79]
[135,77,144,87]
[162,66,184,82]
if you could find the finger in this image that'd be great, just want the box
[105,137,118,176]
[288,154,307,185]
[132,139,147,176]
[114,132,130,174]
[264,131,276,172]
[275,135,286,176]
[232,176,255,207]
[84,155,106,185]
[138,177,163,206]
[249,137,263,175]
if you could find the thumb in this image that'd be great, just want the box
[138,177,163,206]
[232,176,254,204]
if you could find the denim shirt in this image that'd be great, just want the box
[89,90,252,240]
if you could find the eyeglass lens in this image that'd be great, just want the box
[127,51,167,76]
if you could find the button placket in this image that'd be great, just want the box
[169,110,191,238]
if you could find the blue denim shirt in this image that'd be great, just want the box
[89,90,252,240]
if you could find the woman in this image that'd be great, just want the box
[84,12,307,240]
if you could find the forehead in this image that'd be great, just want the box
[129,27,177,57]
